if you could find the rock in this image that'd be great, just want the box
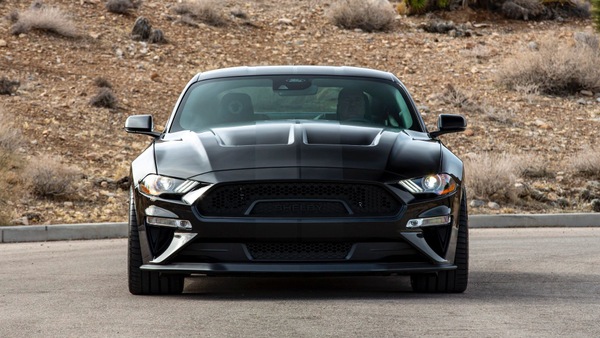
[11,217,29,226]
[0,40,7,47]
[527,41,538,50]
[422,21,456,34]
[464,129,475,137]
[547,192,559,201]
[63,201,74,207]
[576,98,587,105]
[581,90,593,97]
[470,199,485,208]
[278,18,293,26]
[487,202,500,210]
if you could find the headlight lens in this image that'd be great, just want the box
[139,174,199,197]
[398,174,457,196]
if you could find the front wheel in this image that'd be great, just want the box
[128,188,184,295]
[410,191,469,293]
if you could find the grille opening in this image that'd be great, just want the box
[246,242,353,261]
[197,182,401,217]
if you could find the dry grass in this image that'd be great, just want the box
[464,152,522,202]
[25,155,80,199]
[11,5,79,38]
[0,112,25,225]
[173,0,227,27]
[440,84,513,124]
[0,114,24,154]
[496,34,600,95]
[569,147,600,177]
[328,0,396,32]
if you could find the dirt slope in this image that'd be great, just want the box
[0,0,598,224]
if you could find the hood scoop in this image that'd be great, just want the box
[303,124,383,146]
[212,123,294,146]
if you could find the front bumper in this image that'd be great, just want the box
[133,181,463,276]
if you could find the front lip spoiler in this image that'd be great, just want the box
[140,262,457,275]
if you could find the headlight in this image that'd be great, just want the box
[398,174,457,196]
[139,174,199,197]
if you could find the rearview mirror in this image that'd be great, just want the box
[125,115,161,137]
[430,114,467,138]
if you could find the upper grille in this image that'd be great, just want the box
[196,182,401,217]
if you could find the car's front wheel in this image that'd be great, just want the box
[410,191,469,293]
[128,189,184,295]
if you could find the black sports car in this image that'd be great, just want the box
[125,66,468,295]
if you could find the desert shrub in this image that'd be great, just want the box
[496,34,600,95]
[464,152,522,202]
[131,16,152,40]
[0,78,20,95]
[173,0,227,27]
[90,87,118,109]
[0,113,24,154]
[25,155,80,199]
[501,0,548,20]
[148,29,166,44]
[106,0,139,14]
[11,5,79,38]
[0,112,26,224]
[569,147,600,177]
[94,77,113,89]
[329,0,396,32]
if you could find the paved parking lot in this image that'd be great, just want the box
[1,228,599,337]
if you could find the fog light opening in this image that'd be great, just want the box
[146,216,192,231]
[407,215,451,228]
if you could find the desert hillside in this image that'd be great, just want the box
[1,0,599,225]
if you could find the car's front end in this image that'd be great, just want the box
[125,66,468,295]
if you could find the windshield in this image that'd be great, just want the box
[170,76,418,133]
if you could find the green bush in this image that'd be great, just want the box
[593,0,600,32]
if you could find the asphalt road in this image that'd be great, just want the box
[1,228,599,337]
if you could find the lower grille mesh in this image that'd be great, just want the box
[246,242,353,261]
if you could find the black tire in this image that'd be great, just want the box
[128,189,184,295]
[410,191,469,293]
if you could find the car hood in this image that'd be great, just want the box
[154,121,441,181]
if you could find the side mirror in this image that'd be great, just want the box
[125,115,161,138]
[430,114,467,138]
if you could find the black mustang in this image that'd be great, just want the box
[125,66,468,295]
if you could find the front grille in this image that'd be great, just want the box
[197,182,401,217]
[246,242,353,261]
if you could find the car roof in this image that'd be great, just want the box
[193,66,398,82]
